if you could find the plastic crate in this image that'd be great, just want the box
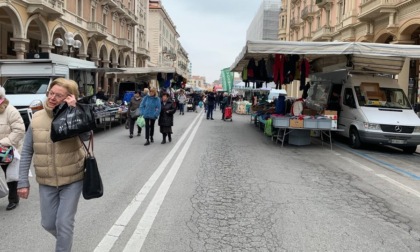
[304,119,317,128]
[317,118,332,129]
[272,117,290,127]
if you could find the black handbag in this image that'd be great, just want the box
[80,132,103,200]
[51,102,96,142]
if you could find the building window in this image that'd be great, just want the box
[77,0,82,16]
[91,7,96,22]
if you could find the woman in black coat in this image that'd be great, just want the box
[158,92,176,144]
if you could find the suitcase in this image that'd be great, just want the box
[224,106,232,121]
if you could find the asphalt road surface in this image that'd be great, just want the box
[1,107,420,252]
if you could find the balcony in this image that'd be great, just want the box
[312,26,334,41]
[301,5,318,20]
[359,0,403,20]
[290,18,300,30]
[136,47,149,58]
[26,0,64,20]
[121,6,139,25]
[118,38,132,52]
[101,0,119,8]
[102,0,138,25]
[87,22,108,40]
[316,0,333,8]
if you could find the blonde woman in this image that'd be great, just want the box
[139,87,161,145]
[17,78,89,251]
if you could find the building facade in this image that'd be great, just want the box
[247,0,282,41]
[0,0,189,97]
[282,0,420,103]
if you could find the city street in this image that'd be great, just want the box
[2,108,420,252]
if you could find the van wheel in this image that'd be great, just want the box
[402,146,417,154]
[349,128,361,149]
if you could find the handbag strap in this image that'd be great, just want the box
[79,131,94,157]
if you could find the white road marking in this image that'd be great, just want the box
[94,113,202,252]
[123,113,204,252]
[337,153,420,199]
[339,155,374,172]
[376,174,420,199]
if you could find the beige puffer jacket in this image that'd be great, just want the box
[0,99,25,151]
[31,108,86,187]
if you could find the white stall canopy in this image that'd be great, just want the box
[230,40,420,74]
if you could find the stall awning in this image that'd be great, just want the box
[106,66,177,76]
[230,40,420,74]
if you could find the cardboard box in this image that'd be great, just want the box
[323,110,337,116]
[303,109,317,116]
[289,118,304,128]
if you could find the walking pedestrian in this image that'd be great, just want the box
[158,92,176,144]
[140,87,161,146]
[128,90,142,138]
[0,86,25,211]
[17,78,90,252]
[206,92,216,120]
[177,90,187,115]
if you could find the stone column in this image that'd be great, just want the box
[39,44,54,53]
[11,38,29,59]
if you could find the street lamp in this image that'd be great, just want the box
[54,32,81,57]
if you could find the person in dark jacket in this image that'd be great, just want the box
[206,92,216,120]
[128,90,142,138]
[220,92,229,121]
[140,87,161,146]
[158,93,176,144]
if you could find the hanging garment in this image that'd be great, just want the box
[300,58,310,90]
[242,66,249,87]
[289,55,300,83]
[257,58,268,83]
[273,54,285,88]
[302,82,311,99]
[247,58,257,83]
[266,54,274,83]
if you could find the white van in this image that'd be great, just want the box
[267,89,287,102]
[306,70,420,153]
[0,53,96,128]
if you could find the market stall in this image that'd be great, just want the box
[229,40,420,148]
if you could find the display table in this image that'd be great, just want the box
[94,107,122,130]
[272,126,344,150]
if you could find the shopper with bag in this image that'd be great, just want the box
[158,92,176,144]
[17,78,89,252]
[0,86,25,210]
[139,87,161,146]
[128,90,142,138]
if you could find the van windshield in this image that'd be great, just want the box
[354,86,412,109]
[3,78,49,95]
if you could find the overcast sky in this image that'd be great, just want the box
[162,0,263,83]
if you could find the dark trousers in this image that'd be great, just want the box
[162,133,172,141]
[179,104,185,114]
[144,118,156,140]
[1,165,18,203]
[207,105,214,119]
[129,116,142,135]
